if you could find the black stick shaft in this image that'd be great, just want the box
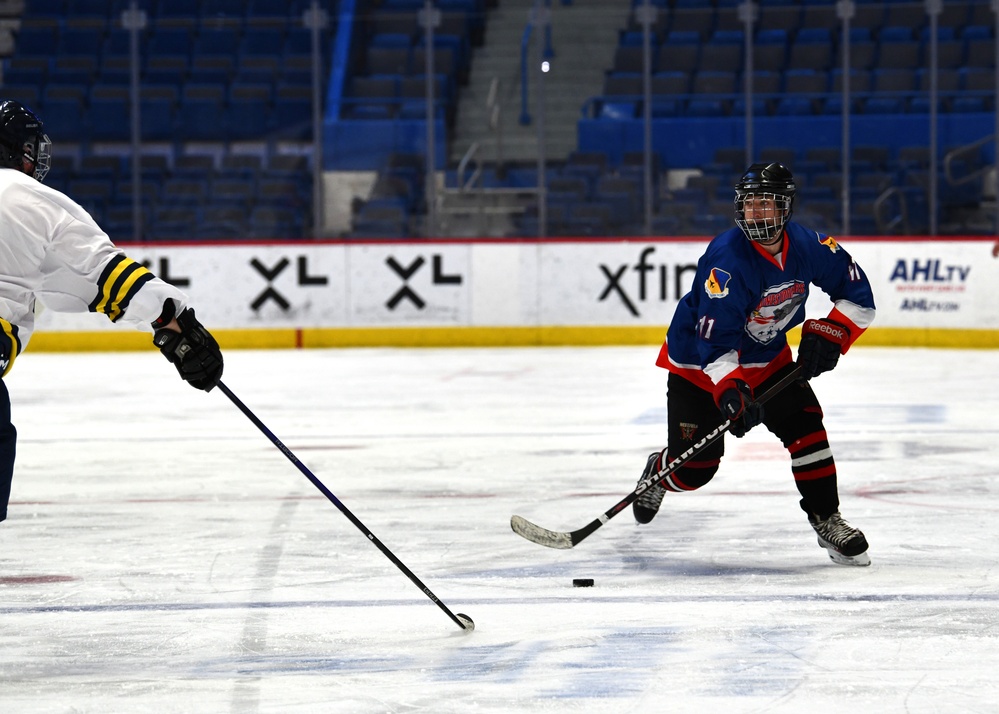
[217,381,472,631]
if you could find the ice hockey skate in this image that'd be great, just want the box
[633,452,666,525]
[807,511,871,566]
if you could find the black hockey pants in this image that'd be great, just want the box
[664,363,840,518]
[0,379,16,522]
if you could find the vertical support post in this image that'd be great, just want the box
[122,1,146,242]
[738,1,757,167]
[419,0,441,237]
[926,0,941,236]
[636,0,658,236]
[837,0,854,234]
[532,0,551,238]
[304,0,329,239]
[994,0,999,235]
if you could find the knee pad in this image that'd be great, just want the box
[662,455,719,491]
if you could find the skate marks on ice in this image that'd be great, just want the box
[0,347,998,712]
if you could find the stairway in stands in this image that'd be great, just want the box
[450,0,631,166]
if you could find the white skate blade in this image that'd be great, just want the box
[818,538,871,566]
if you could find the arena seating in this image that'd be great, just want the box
[0,0,325,240]
[2,0,995,239]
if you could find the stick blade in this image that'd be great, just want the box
[510,515,575,549]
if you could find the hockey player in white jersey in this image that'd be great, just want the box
[0,99,224,524]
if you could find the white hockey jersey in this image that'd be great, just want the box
[0,167,189,374]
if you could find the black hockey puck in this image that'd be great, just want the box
[572,578,594,587]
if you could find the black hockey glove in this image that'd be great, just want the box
[797,318,850,380]
[153,307,224,392]
[713,378,763,439]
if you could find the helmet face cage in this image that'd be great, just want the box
[25,133,51,182]
[733,162,796,244]
[734,190,792,243]
[0,100,51,182]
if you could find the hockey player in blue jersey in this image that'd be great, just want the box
[634,162,876,566]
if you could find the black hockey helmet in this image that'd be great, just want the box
[733,162,796,244]
[0,100,51,182]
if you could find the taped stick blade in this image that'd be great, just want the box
[510,515,574,549]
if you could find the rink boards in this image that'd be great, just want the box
[29,236,999,350]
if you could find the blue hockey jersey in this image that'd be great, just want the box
[656,222,876,391]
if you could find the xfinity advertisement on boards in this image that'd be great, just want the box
[29,238,999,338]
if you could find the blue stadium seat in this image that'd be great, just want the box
[878,27,920,69]
[656,43,699,74]
[775,96,816,116]
[789,34,833,71]
[612,45,644,74]
[143,55,188,89]
[202,0,248,19]
[1,85,40,109]
[652,71,690,95]
[691,71,737,94]
[686,98,728,117]
[162,178,209,207]
[59,26,104,56]
[173,154,216,178]
[831,68,872,93]
[3,59,48,87]
[603,73,642,97]
[872,68,916,93]
[240,27,285,57]
[272,86,312,138]
[23,0,64,18]
[15,23,59,57]
[650,98,683,118]
[101,28,134,58]
[862,96,906,114]
[155,0,200,24]
[367,46,411,75]
[219,153,263,178]
[176,84,226,139]
[351,75,400,101]
[41,85,86,141]
[68,178,115,214]
[211,178,256,207]
[89,86,131,141]
[248,206,300,238]
[783,68,827,94]
[199,207,247,238]
[227,84,272,140]
[149,207,200,240]
[195,28,241,58]
[148,28,194,58]
[733,97,771,116]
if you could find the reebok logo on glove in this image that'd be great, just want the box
[803,319,848,345]
[797,318,851,380]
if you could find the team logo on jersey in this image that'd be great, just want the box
[818,234,840,253]
[745,280,807,344]
[704,267,732,299]
[679,422,698,440]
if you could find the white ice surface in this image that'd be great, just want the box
[1,345,998,713]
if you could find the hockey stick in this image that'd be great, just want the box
[510,365,803,549]
[217,381,474,632]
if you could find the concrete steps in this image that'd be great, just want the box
[449,0,632,166]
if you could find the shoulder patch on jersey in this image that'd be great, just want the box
[705,267,732,299]
[818,234,840,253]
